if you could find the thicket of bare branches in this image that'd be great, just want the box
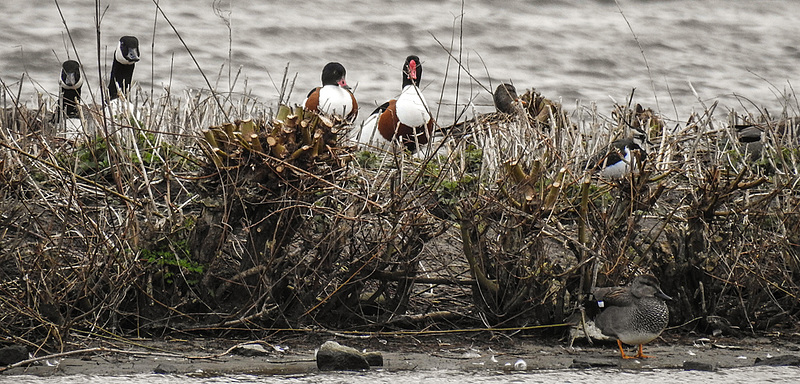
[1,74,799,353]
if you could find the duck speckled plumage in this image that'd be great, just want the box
[592,275,671,359]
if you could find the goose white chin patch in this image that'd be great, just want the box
[115,47,138,65]
[59,76,84,90]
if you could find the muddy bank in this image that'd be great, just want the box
[3,334,800,377]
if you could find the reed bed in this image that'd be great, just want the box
[1,72,799,354]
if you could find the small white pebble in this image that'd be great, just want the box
[737,356,748,359]
[514,359,527,371]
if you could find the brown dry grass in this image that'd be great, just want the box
[1,73,800,355]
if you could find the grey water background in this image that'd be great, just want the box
[1,0,799,126]
[1,0,799,382]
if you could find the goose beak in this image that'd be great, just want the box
[126,49,140,63]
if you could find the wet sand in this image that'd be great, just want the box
[4,334,799,377]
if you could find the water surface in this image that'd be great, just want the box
[2,366,799,384]
[1,0,798,125]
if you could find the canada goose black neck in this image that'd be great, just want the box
[402,55,422,88]
[108,36,140,100]
[59,60,83,118]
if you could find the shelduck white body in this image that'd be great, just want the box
[304,62,358,121]
[356,55,433,154]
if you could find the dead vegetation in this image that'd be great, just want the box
[1,75,799,355]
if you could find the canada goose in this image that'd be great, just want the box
[58,60,83,118]
[108,36,140,101]
[55,60,85,140]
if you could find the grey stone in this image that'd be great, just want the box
[0,345,28,366]
[153,363,180,374]
[316,341,380,371]
[683,360,718,371]
[754,355,800,366]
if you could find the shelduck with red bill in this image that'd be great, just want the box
[357,55,433,153]
[304,62,358,121]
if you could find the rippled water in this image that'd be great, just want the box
[2,366,799,384]
[2,0,799,126]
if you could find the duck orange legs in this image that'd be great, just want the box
[617,340,652,359]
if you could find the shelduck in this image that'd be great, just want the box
[358,55,433,153]
[303,62,358,121]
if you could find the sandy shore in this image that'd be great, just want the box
[3,333,799,377]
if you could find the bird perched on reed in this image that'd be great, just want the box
[304,62,358,121]
[586,132,648,179]
[357,55,433,153]
[592,275,672,359]
[108,36,140,101]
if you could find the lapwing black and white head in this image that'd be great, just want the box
[303,62,358,121]
[587,131,648,179]
[58,60,83,118]
[357,55,434,153]
[108,36,140,101]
